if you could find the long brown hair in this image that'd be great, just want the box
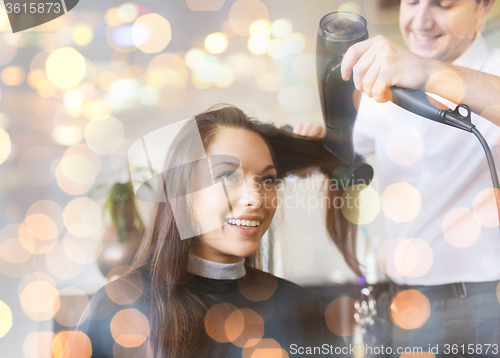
[131,104,361,357]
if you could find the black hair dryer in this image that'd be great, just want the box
[316,12,373,186]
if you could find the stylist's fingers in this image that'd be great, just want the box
[293,122,326,138]
[293,123,303,135]
[372,78,392,103]
[352,47,378,93]
[308,123,326,138]
[361,62,381,98]
[295,122,312,136]
[341,37,378,81]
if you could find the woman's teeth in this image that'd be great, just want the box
[227,219,261,228]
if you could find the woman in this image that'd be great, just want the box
[68,104,360,357]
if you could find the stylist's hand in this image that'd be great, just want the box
[293,122,326,138]
[341,35,438,103]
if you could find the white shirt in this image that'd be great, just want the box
[353,35,500,285]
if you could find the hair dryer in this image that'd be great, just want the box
[316,12,373,186]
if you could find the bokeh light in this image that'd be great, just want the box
[56,144,101,195]
[325,296,357,336]
[85,115,125,155]
[118,2,139,23]
[1,66,26,86]
[105,270,144,305]
[389,290,430,330]
[242,339,287,358]
[473,188,500,228]
[110,309,149,347]
[248,35,270,55]
[23,332,56,358]
[53,331,92,358]
[20,280,60,321]
[238,274,277,301]
[205,32,228,54]
[338,1,361,14]
[385,126,425,166]
[63,231,103,265]
[393,238,433,278]
[0,301,12,337]
[381,182,422,223]
[52,125,84,146]
[205,303,238,343]
[341,184,381,225]
[250,20,271,37]
[228,0,269,37]
[63,197,103,238]
[442,208,481,247]
[282,33,305,55]
[133,14,171,53]
[73,24,94,46]
[225,308,264,347]
[0,127,11,165]
[268,39,286,59]
[46,48,86,89]
[54,287,90,327]
[271,18,292,38]
[46,243,83,281]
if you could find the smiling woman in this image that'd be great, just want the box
[65,104,359,358]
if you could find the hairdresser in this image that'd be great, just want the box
[296,0,500,356]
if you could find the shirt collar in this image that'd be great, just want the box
[187,252,246,280]
[452,34,488,71]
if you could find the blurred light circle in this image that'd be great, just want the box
[473,188,500,228]
[241,339,286,357]
[105,79,142,111]
[19,146,56,187]
[0,113,10,129]
[248,35,270,55]
[23,332,56,358]
[110,309,150,347]
[54,287,90,327]
[0,8,8,31]
[63,231,102,265]
[52,331,92,358]
[278,85,314,113]
[214,66,234,87]
[63,89,84,109]
[56,144,101,195]
[282,33,305,55]
[238,275,277,302]
[442,208,481,248]
[28,199,64,233]
[52,125,83,146]
[130,23,150,46]
[18,220,56,255]
[185,49,207,70]
[63,197,103,238]
[0,238,32,264]
[292,54,315,81]
[205,303,237,343]
[249,20,271,37]
[139,86,160,106]
[381,182,422,222]
[205,32,228,54]
[271,18,292,38]
[341,184,381,225]
[394,238,433,278]
[186,0,226,11]
[46,244,81,281]
[83,100,111,120]
[0,36,18,66]
[60,154,96,185]
[85,116,124,155]
[228,0,269,37]
[0,127,11,165]
[325,296,357,336]
[386,126,425,166]
[105,7,122,27]
[133,14,171,53]
[256,72,283,92]
[46,48,86,89]
[339,2,361,14]
[73,24,93,46]
[1,66,25,86]
[112,25,135,47]
[105,270,144,305]
[0,301,13,337]
[225,308,264,347]
[118,2,139,23]
[389,289,430,330]
[26,213,59,241]
[20,280,60,321]
[268,39,286,59]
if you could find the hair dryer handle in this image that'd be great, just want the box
[389,87,446,124]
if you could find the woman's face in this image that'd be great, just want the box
[189,127,278,263]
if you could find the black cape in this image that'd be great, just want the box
[74,265,348,357]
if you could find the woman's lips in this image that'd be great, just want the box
[225,222,261,236]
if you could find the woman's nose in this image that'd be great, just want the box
[238,179,263,208]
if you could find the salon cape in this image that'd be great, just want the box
[70,254,347,357]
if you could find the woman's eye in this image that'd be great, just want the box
[406,0,419,5]
[262,175,277,186]
[216,171,241,182]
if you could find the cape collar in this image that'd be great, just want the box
[187,252,246,280]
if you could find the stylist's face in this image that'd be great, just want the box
[190,128,277,263]
[399,0,486,63]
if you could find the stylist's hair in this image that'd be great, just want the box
[131,104,361,357]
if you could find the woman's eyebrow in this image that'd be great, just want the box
[211,162,239,170]
[260,164,276,175]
